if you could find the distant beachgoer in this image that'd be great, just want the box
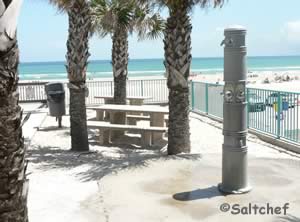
[263,77,270,84]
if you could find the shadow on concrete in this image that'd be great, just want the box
[88,134,142,149]
[173,186,224,201]
[27,144,201,183]
[36,126,68,132]
[275,214,300,222]
[87,117,97,121]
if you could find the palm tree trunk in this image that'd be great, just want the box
[112,29,128,105]
[0,42,29,221]
[111,30,128,139]
[164,4,192,155]
[69,87,89,151]
[66,2,91,151]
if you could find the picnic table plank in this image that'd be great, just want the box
[88,104,168,114]
[94,96,151,100]
[87,121,167,131]
[94,96,152,106]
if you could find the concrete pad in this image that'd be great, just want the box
[26,110,300,222]
[97,155,300,222]
[28,167,104,222]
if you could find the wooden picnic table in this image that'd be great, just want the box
[88,104,168,142]
[94,96,151,105]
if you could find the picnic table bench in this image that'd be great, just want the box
[87,104,169,146]
[126,114,169,126]
[87,121,167,146]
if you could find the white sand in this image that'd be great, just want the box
[191,70,300,92]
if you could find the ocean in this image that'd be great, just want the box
[19,56,300,81]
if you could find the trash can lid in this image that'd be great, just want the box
[224,25,246,32]
[45,82,65,92]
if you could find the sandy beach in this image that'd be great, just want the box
[190,70,300,92]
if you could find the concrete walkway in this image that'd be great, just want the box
[20,103,48,145]
[25,109,300,222]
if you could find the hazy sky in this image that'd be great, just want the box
[18,0,300,62]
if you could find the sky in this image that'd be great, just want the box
[18,0,300,62]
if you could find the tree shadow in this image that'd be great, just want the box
[173,186,225,201]
[275,215,300,222]
[87,117,97,121]
[27,144,201,183]
[36,126,68,132]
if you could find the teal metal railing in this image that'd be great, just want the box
[190,81,300,144]
[19,78,299,144]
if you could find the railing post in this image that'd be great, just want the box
[277,92,282,139]
[205,83,209,114]
[110,81,113,96]
[191,81,195,110]
[246,88,249,128]
[141,80,144,97]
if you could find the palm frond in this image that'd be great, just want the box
[0,0,23,50]
[49,0,89,12]
[143,0,224,11]
[91,0,164,40]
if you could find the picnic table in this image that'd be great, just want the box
[94,96,151,105]
[88,104,168,143]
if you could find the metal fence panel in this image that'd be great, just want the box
[207,83,223,119]
[18,79,299,144]
[189,82,299,144]
[193,82,206,113]
[247,88,299,143]
[85,80,114,105]
[18,82,48,103]
[141,79,168,103]
[18,78,168,105]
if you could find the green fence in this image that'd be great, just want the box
[190,81,300,144]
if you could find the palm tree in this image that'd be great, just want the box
[90,0,164,105]
[50,0,91,151]
[156,0,224,155]
[0,0,29,221]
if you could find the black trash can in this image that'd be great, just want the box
[45,82,66,127]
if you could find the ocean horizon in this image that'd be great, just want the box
[19,55,300,81]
